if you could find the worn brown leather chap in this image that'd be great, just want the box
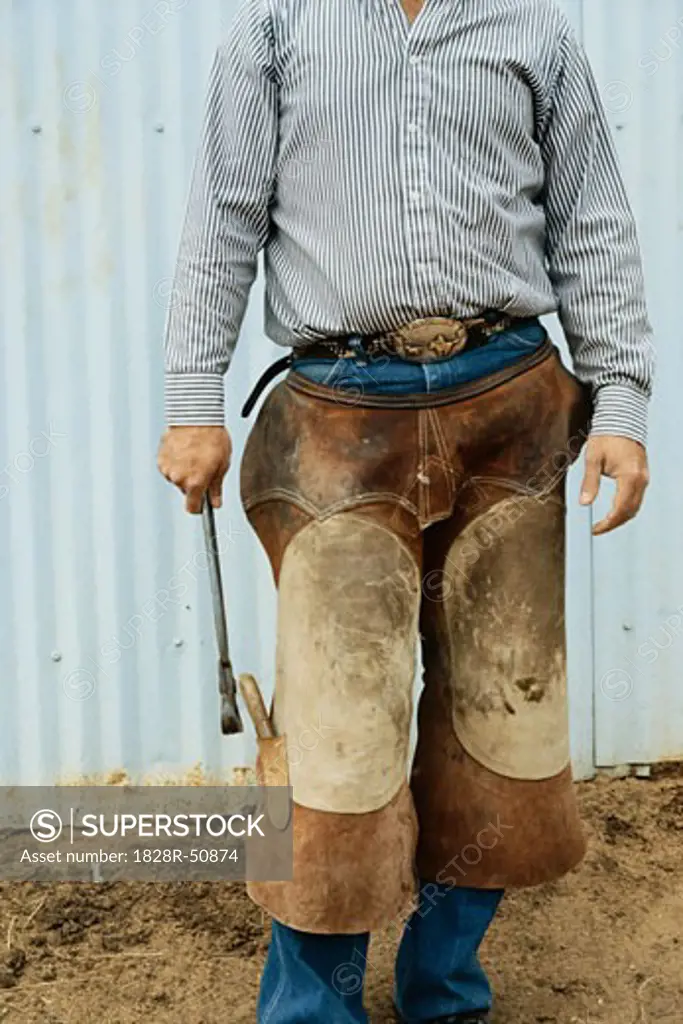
[240,342,593,934]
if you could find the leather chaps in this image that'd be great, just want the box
[240,341,593,934]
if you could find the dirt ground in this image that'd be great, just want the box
[0,770,681,1024]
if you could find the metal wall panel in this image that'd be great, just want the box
[584,0,683,766]
[0,0,275,784]
[0,0,679,784]
[556,0,596,781]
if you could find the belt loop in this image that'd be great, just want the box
[347,334,369,366]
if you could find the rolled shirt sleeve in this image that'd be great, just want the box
[540,27,655,446]
[164,0,278,426]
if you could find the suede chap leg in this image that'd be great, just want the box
[246,511,422,934]
[413,485,587,888]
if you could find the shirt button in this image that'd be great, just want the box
[409,54,421,66]
[407,123,418,134]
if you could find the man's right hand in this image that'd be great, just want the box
[157,426,232,514]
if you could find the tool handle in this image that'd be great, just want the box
[239,673,275,740]
[202,496,243,735]
[202,498,230,663]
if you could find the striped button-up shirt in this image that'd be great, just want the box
[165,0,655,444]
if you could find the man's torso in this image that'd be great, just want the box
[260,0,570,344]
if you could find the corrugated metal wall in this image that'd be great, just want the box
[584,0,683,767]
[0,0,680,784]
[0,0,276,784]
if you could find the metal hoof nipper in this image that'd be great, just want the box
[201,497,244,736]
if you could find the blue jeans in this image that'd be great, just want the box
[259,885,505,1023]
[260,320,544,1023]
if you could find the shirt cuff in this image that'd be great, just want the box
[165,373,225,426]
[590,383,649,447]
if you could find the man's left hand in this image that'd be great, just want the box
[579,435,650,536]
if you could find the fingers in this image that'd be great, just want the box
[156,426,231,515]
[157,454,209,515]
[580,436,649,535]
[593,469,648,536]
[579,451,602,507]
[208,474,223,509]
[185,483,206,516]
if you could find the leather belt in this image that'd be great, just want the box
[241,312,538,417]
[310,311,535,363]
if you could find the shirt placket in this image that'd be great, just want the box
[401,10,440,310]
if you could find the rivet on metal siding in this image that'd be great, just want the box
[31,125,42,134]
[173,638,183,648]
[50,651,62,662]
[154,123,165,133]
[622,623,633,631]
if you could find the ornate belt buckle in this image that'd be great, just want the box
[383,316,468,363]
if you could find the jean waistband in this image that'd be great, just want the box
[242,318,547,417]
[287,337,555,410]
